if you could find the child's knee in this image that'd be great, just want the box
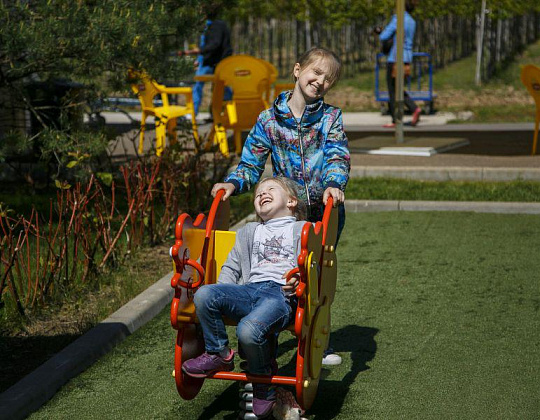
[237,319,263,347]
[193,284,217,308]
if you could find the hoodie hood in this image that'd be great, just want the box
[273,90,325,128]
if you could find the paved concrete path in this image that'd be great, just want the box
[91,110,534,132]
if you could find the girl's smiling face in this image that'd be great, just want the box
[293,57,335,103]
[254,180,297,222]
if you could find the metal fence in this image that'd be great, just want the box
[228,12,540,82]
[480,12,540,82]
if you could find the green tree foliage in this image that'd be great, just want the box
[225,0,540,24]
[1,0,203,91]
[0,0,208,183]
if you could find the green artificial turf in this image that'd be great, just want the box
[346,178,540,202]
[31,212,540,419]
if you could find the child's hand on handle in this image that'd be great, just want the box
[282,269,300,293]
[323,187,344,206]
[211,182,236,201]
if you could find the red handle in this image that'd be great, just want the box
[176,258,205,289]
[206,189,225,237]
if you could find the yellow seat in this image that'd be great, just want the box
[209,55,272,156]
[273,80,296,99]
[129,70,199,156]
[520,64,540,155]
[258,59,295,103]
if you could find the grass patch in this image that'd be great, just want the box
[29,212,540,419]
[487,40,540,90]
[446,103,535,124]
[346,178,540,202]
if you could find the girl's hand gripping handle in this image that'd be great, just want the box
[211,182,236,201]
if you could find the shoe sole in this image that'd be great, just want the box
[252,401,275,418]
[182,362,234,378]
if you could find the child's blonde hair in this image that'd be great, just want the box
[254,177,307,221]
[293,47,342,85]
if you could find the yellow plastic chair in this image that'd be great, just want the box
[209,55,272,156]
[258,59,278,103]
[520,64,540,155]
[259,59,295,102]
[273,81,296,98]
[129,70,199,156]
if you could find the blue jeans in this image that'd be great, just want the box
[194,281,293,375]
[192,64,233,115]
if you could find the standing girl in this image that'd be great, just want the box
[211,47,350,365]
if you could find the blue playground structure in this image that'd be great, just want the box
[375,52,437,115]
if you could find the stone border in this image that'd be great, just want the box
[350,166,540,182]
[345,200,540,214]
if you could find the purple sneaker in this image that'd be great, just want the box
[182,351,234,378]
[252,383,276,418]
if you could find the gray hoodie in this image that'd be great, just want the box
[218,220,306,285]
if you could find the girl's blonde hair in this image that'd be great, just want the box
[254,177,307,221]
[293,47,342,85]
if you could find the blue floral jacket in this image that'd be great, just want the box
[225,91,350,214]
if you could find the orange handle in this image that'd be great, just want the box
[176,259,205,289]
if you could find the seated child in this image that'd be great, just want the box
[183,176,307,418]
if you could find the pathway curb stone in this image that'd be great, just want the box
[350,166,540,181]
[345,200,540,214]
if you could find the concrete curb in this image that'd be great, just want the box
[350,166,540,182]
[345,200,540,214]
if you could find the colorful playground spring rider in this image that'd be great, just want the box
[520,64,540,155]
[169,190,339,411]
[129,70,199,156]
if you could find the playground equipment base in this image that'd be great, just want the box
[349,136,469,157]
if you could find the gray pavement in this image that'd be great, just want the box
[104,110,540,181]
[92,110,534,131]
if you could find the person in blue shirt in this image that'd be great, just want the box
[378,0,421,128]
[182,2,232,116]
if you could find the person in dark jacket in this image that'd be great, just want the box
[183,2,232,115]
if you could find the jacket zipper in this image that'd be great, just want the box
[297,112,312,214]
